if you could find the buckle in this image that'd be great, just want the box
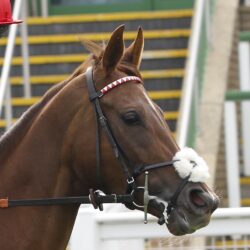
[127,177,135,184]
[88,189,104,211]
[89,91,103,101]
[98,91,104,98]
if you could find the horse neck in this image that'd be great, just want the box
[0,74,91,250]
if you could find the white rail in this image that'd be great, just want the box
[0,0,23,117]
[20,0,31,98]
[176,0,206,147]
[238,42,250,176]
[0,0,31,129]
[224,90,250,207]
[177,0,214,148]
[69,207,250,250]
[41,0,48,17]
[224,101,241,208]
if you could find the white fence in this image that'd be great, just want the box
[224,89,250,208]
[177,0,214,148]
[238,41,250,176]
[68,206,250,250]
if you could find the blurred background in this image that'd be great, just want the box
[1,0,250,249]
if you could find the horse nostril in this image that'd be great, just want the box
[190,189,207,208]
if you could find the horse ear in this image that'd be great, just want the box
[123,27,144,69]
[102,25,125,74]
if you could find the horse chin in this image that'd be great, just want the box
[167,207,211,236]
[166,208,196,236]
[146,203,194,236]
[148,200,196,235]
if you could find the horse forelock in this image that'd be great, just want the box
[117,62,142,79]
[79,38,143,80]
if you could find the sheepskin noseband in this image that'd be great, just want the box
[173,148,210,183]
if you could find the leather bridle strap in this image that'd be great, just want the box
[85,67,103,188]
[0,192,133,208]
[85,67,135,188]
[166,176,189,215]
[132,160,178,179]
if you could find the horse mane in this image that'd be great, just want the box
[0,56,93,162]
[0,81,65,161]
[0,41,102,162]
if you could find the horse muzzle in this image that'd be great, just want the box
[156,182,219,235]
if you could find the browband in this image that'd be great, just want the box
[100,76,142,96]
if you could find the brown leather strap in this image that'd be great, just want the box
[0,194,133,208]
[0,198,9,208]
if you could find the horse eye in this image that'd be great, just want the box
[122,111,141,125]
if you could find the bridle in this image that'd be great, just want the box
[85,66,191,224]
[0,66,196,226]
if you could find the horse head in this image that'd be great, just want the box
[75,25,219,236]
[0,24,221,250]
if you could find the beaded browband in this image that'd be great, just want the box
[100,76,142,96]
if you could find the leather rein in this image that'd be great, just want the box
[0,67,190,225]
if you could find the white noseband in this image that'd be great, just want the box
[173,148,210,183]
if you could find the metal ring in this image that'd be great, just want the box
[127,177,135,184]
[131,187,144,208]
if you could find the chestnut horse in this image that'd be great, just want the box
[0,26,219,250]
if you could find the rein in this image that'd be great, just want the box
[0,67,193,225]
[0,190,133,209]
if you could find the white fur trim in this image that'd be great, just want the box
[173,148,210,183]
